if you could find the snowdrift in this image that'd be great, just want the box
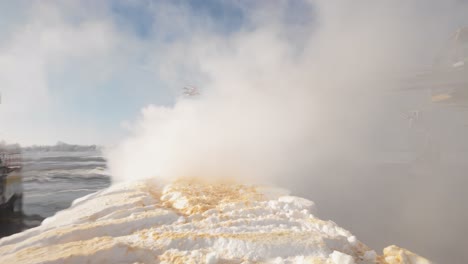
[0,178,432,264]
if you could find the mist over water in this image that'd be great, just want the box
[100,1,468,263]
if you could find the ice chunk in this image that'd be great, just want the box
[205,252,218,264]
[330,251,356,264]
[384,246,433,264]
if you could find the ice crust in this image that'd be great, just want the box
[0,178,432,264]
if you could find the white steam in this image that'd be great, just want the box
[108,0,468,183]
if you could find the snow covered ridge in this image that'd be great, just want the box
[0,178,432,264]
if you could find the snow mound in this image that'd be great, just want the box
[0,178,432,264]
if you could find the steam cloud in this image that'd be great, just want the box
[107,1,468,263]
[108,0,467,182]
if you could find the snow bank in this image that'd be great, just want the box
[0,178,432,264]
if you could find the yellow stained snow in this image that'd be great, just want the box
[161,178,264,215]
[0,236,116,264]
[381,246,433,264]
[148,230,322,244]
[0,178,435,264]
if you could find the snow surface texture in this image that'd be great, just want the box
[0,178,432,264]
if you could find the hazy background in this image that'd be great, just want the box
[2,1,468,263]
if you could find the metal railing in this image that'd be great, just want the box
[0,150,22,168]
